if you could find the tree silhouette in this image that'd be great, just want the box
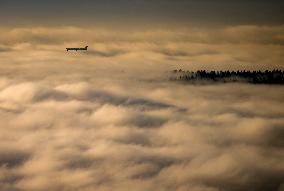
[171,70,284,84]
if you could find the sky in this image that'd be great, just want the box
[0,0,284,26]
[0,1,284,191]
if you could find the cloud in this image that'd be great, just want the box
[0,77,283,191]
[0,83,68,103]
[1,25,284,47]
[1,25,284,71]
[0,24,283,191]
[0,45,12,53]
[87,49,126,58]
[56,82,180,110]
[0,150,30,168]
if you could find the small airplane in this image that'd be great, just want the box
[66,46,88,51]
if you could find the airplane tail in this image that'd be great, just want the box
[85,46,88,50]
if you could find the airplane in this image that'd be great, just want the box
[66,46,88,51]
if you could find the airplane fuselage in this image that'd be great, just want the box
[66,46,88,51]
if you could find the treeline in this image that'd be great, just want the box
[171,69,284,84]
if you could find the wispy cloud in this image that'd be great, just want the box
[1,25,283,70]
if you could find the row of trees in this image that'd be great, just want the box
[171,69,284,84]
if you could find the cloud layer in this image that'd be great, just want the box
[1,25,284,72]
[0,24,284,191]
[0,77,283,191]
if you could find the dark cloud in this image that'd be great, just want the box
[87,49,126,58]
[0,151,30,168]
[56,84,181,110]
[62,155,100,170]
[129,114,167,128]
[158,49,220,59]
[0,47,12,53]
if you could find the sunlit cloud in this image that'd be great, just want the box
[0,20,284,191]
[0,78,283,191]
[1,25,283,71]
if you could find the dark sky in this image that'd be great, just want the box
[1,0,284,26]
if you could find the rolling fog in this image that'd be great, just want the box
[0,26,284,191]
